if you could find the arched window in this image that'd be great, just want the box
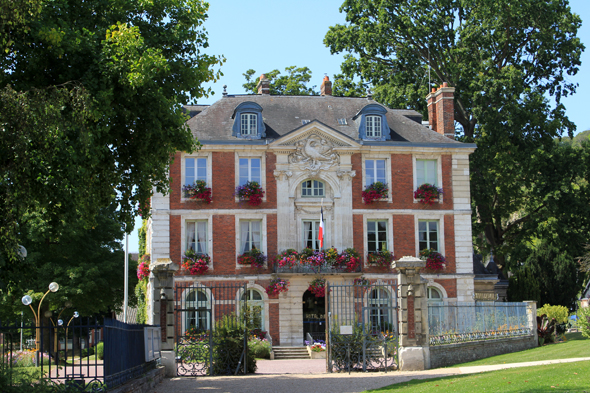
[301,180,325,197]
[369,287,392,333]
[185,289,210,333]
[241,289,264,330]
[427,286,444,327]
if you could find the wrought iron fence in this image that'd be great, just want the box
[0,316,158,392]
[274,263,362,274]
[428,302,532,346]
[327,282,399,373]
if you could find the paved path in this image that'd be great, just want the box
[154,357,590,393]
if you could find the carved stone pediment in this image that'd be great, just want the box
[288,134,340,175]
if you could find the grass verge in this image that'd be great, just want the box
[449,332,590,368]
[369,361,590,392]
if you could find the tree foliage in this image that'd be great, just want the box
[243,66,318,95]
[0,0,224,263]
[324,0,586,269]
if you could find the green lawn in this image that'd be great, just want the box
[368,361,590,392]
[449,332,590,368]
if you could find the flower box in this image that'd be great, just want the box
[306,346,327,359]
[265,278,289,296]
[237,248,266,269]
[420,249,446,272]
[182,180,212,204]
[182,249,210,275]
[273,248,361,274]
[414,183,443,205]
[362,182,388,204]
[367,250,395,270]
[234,181,265,206]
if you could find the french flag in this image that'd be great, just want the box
[318,207,324,249]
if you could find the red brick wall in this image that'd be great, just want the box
[393,215,415,257]
[170,151,277,210]
[269,303,279,345]
[435,279,457,299]
[212,215,236,274]
[443,214,456,273]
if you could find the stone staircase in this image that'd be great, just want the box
[272,346,310,360]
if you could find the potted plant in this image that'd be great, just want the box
[235,181,265,206]
[308,277,327,297]
[237,248,266,269]
[181,248,210,275]
[367,250,395,270]
[265,278,289,296]
[136,254,150,280]
[182,180,212,204]
[362,182,388,204]
[420,249,446,272]
[338,248,361,272]
[324,247,339,267]
[414,183,443,205]
[275,249,299,269]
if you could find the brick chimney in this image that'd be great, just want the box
[426,82,455,139]
[321,75,332,96]
[257,74,270,95]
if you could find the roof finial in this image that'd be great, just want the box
[222,85,227,97]
[366,88,373,100]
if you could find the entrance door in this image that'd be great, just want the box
[302,290,326,345]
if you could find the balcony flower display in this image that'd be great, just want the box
[182,180,212,204]
[235,181,265,206]
[420,249,446,272]
[265,278,289,296]
[137,254,150,280]
[414,183,443,205]
[367,250,395,270]
[337,248,361,272]
[181,248,210,275]
[237,248,266,269]
[275,249,299,269]
[324,247,339,267]
[362,182,388,204]
[308,277,327,298]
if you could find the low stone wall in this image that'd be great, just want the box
[109,366,166,393]
[428,335,536,369]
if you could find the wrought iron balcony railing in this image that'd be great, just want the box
[273,263,362,274]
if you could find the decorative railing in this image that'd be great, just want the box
[273,262,362,274]
[428,302,532,346]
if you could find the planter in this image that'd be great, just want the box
[306,346,326,359]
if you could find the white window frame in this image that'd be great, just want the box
[238,157,262,186]
[182,215,214,269]
[365,115,382,138]
[235,214,267,268]
[301,180,326,198]
[186,220,208,255]
[363,215,394,267]
[414,214,445,257]
[234,151,266,202]
[362,154,392,203]
[412,154,443,204]
[366,219,389,254]
[302,219,322,251]
[181,287,211,334]
[240,113,257,135]
[368,287,392,331]
[181,152,212,202]
[240,288,265,331]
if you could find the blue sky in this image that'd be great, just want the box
[126,0,590,252]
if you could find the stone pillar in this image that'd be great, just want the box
[524,301,538,345]
[393,256,429,371]
[150,258,178,376]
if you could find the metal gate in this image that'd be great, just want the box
[174,283,249,376]
[326,282,399,372]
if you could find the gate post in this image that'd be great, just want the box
[393,256,429,371]
[151,258,178,376]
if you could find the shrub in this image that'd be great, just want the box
[248,337,271,359]
[95,342,104,360]
[578,304,590,339]
[537,304,569,324]
[211,315,256,374]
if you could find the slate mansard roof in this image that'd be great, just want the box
[185,94,475,148]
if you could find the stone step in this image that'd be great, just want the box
[272,346,310,359]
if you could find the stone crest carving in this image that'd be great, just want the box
[273,170,293,182]
[336,170,356,182]
[288,134,340,175]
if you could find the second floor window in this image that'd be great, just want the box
[366,115,382,138]
[303,220,322,251]
[240,220,261,253]
[365,159,386,186]
[367,220,388,253]
[241,113,257,135]
[419,220,439,251]
[239,158,261,185]
[185,158,207,186]
[187,221,207,254]
[301,180,325,197]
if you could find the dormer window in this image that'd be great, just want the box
[366,115,382,138]
[232,102,266,139]
[353,103,390,141]
[241,113,257,135]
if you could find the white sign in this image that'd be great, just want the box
[340,325,353,335]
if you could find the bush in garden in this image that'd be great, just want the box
[210,314,256,374]
[95,342,104,360]
[248,337,271,359]
[537,304,569,324]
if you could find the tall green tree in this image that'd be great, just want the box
[324,0,585,268]
[0,0,224,264]
[243,66,318,95]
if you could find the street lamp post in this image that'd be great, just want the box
[21,282,59,352]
